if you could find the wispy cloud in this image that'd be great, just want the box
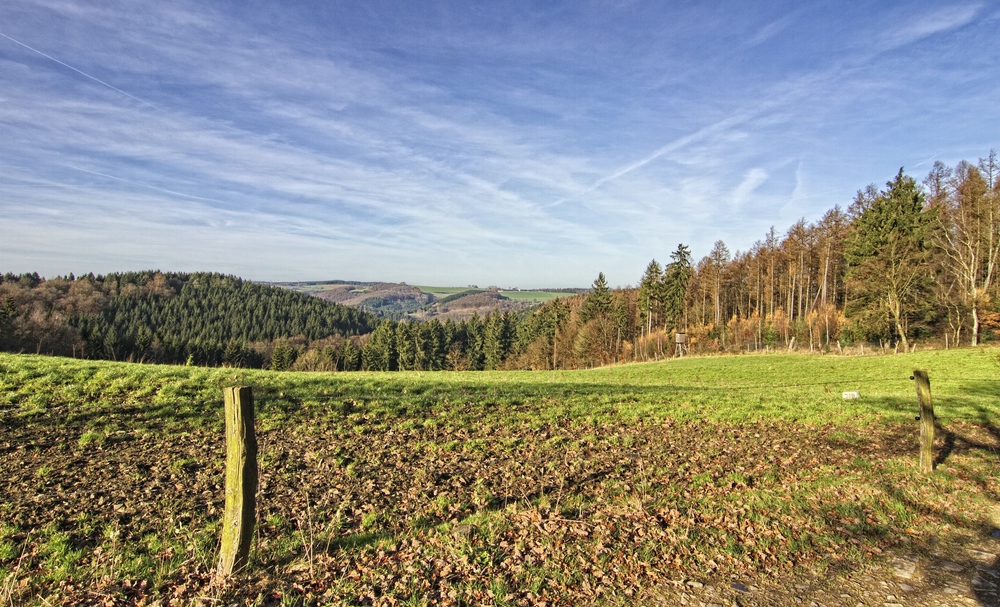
[1,0,996,286]
[881,3,983,49]
[745,14,796,47]
[731,168,769,211]
[0,31,162,111]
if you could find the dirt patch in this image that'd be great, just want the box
[1,405,997,606]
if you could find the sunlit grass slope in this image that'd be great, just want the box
[2,347,997,429]
[1,348,998,605]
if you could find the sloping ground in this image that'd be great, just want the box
[1,351,998,605]
[2,409,997,606]
[424,290,537,321]
[302,282,429,308]
[275,282,539,321]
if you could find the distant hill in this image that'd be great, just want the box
[1,271,377,366]
[272,281,585,320]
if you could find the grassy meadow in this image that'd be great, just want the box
[1,348,998,605]
[413,286,576,304]
[413,286,475,297]
[495,291,577,304]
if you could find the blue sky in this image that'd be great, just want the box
[1,1,997,288]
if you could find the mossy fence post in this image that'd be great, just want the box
[912,370,934,474]
[217,386,257,577]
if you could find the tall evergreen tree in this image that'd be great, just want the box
[637,259,663,338]
[362,320,397,371]
[580,272,612,323]
[845,168,933,347]
[663,244,693,331]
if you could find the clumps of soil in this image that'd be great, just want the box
[1,404,997,606]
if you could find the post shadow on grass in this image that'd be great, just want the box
[261,464,619,572]
[931,402,1000,470]
[258,528,396,572]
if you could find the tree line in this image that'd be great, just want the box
[0,271,377,367]
[0,270,532,371]
[612,153,999,357]
[2,152,996,371]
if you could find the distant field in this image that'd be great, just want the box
[289,284,337,293]
[413,285,480,297]
[497,290,577,303]
[1,348,998,605]
[415,286,579,303]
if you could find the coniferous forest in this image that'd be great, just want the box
[2,154,998,371]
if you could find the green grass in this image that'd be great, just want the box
[4,347,995,428]
[496,290,578,303]
[414,286,578,304]
[0,348,998,605]
[414,286,475,297]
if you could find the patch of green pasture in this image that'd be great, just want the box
[1,349,997,605]
[413,286,472,297]
[1,348,997,432]
[496,291,577,303]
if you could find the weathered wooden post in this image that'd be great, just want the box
[912,370,934,474]
[217,386,257,577]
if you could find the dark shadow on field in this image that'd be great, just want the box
[325,530,393,552]
[486,467,615,512]
[931,380,1000,470]
[934,413,1000,469]
[975,554,1000,606]
[875,478,1000,607]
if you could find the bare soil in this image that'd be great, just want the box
[2,404,998,606]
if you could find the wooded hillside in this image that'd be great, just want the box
[2,153,997,371]
[0,271,377,367]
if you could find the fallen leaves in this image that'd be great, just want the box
[2,399,998,606]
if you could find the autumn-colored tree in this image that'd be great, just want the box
[930,155,1000,345]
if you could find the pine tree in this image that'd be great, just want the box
[637,259,663,338]
[845,168,932,348]
[663,244,693,331]
[362,320,397,371]
[580,272,612,323]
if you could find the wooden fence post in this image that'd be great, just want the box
[912,370,934,474]
[217,386,257,577]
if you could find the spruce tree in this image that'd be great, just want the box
[845,168,932,347]
[663,244,693,331]
[637,260,663,337]
[362,320,398,371]
[580,272,612,323]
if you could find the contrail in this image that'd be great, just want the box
[546,113,749,208]
[0,31,160,112]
